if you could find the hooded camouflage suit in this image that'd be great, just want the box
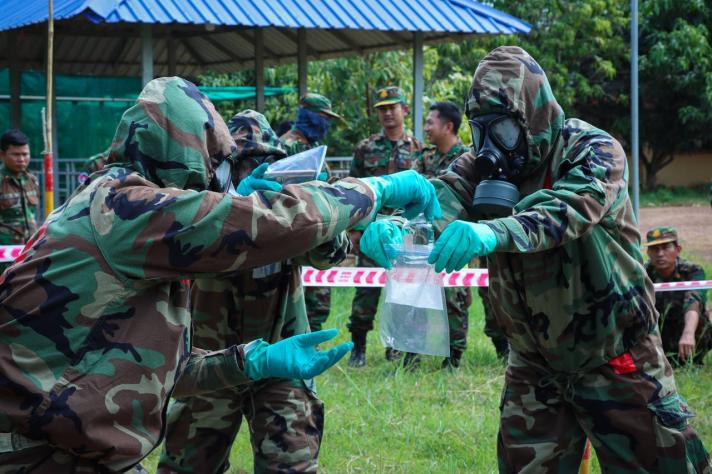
[434,47,711,473]
[0,78,375,473]
[159,111,351,473]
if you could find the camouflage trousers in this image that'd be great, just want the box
[498,333,712,473]
[0,443,149,473]
[445,286,470,353]
[349,252,471,353]
[305,286,331,332]
[158,378,323,474]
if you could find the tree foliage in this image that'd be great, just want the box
[200,0,711,188]
[639,0,712,188]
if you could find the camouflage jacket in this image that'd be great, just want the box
[0,78,374,471]
[349,129,422,178]
[192,111,351,352]
[434,46,656,372]
[192,233,351,348]
[279,127,317,156]
[0,166,39,244]
[413,140,468,178]
[645,259,708,350]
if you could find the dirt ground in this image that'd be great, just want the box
[639,205,712,263]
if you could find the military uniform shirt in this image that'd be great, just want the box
[414,140,468,178]
[349,129,422,178]
[646,258,710,355]
[0,165,39,244]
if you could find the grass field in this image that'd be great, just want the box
[143,281,712,473]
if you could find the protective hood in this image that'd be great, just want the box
[106,77,235,190]
[465,46,564,176]
[227,109,287,162]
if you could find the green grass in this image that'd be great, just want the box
[142,284,712,473]
[640,184,710,207]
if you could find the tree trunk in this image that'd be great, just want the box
[640,149,674,191]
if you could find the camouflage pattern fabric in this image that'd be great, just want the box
[159,111,350,472]
[500,332,710,473]
[646,258,712,365]
[348,130,422,335]
[0,165,38,245]
[413,140,468,177]
[83,150,109,174]
[433,46,710,470]
[0,77,375,472]
[414,140,471,355]
[278,127,336,332]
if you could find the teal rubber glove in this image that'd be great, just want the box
[361,170,442,221]
[360,220,406,269]
[317,171,328,181]
[243,329,353,380]
[428,220,497,273]
[237,162,283,196]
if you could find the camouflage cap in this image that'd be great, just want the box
[643,226,678,247]
[227,109,287,162]
[374,86,407,108]
[300,93,344,121]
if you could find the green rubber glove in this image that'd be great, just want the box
[428,221,497,273]
[243,329,353,381]
[361,170,442,221]
[360,220,406,269]
[237,162,283,196]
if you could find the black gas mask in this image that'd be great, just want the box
[468,113,527,218]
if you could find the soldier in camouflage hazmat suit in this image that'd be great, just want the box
[365,46,712,472]
[159,110,351,473]
[0,77,438,473]
[279,93,345,333]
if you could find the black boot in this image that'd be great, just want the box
[348,332,366,368]
[385,347,402,361]
[402,352,421,371]
[442,349,463,370]
[491,337,509,359]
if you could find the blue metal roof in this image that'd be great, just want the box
[0,0,530,34]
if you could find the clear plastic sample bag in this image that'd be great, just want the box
[378,218,450,357]
[263,145,327,184]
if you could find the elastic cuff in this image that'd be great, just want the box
[482,221,511,251]
[354,179,382,230]
[243,339,270,381]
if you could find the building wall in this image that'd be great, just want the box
[632,151,712,187]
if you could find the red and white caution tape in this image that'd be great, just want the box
[0,246,24,263]
[0,246,708,292]
[301,266,712,292]
[301,266,489,288]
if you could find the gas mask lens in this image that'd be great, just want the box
[469,114,523,153]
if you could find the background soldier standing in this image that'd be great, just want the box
[159,110,352,473]
[644,226,712,365]
[279,93,345,333]
[409,101,471,369]
[347,85,422,367]
[0,129,39,273]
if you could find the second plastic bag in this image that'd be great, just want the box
[378,226,450,357]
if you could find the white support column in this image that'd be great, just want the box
[255,28,265,112]
[297,28,307,97]
[412,32,424,142]
[141,24,154,86]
